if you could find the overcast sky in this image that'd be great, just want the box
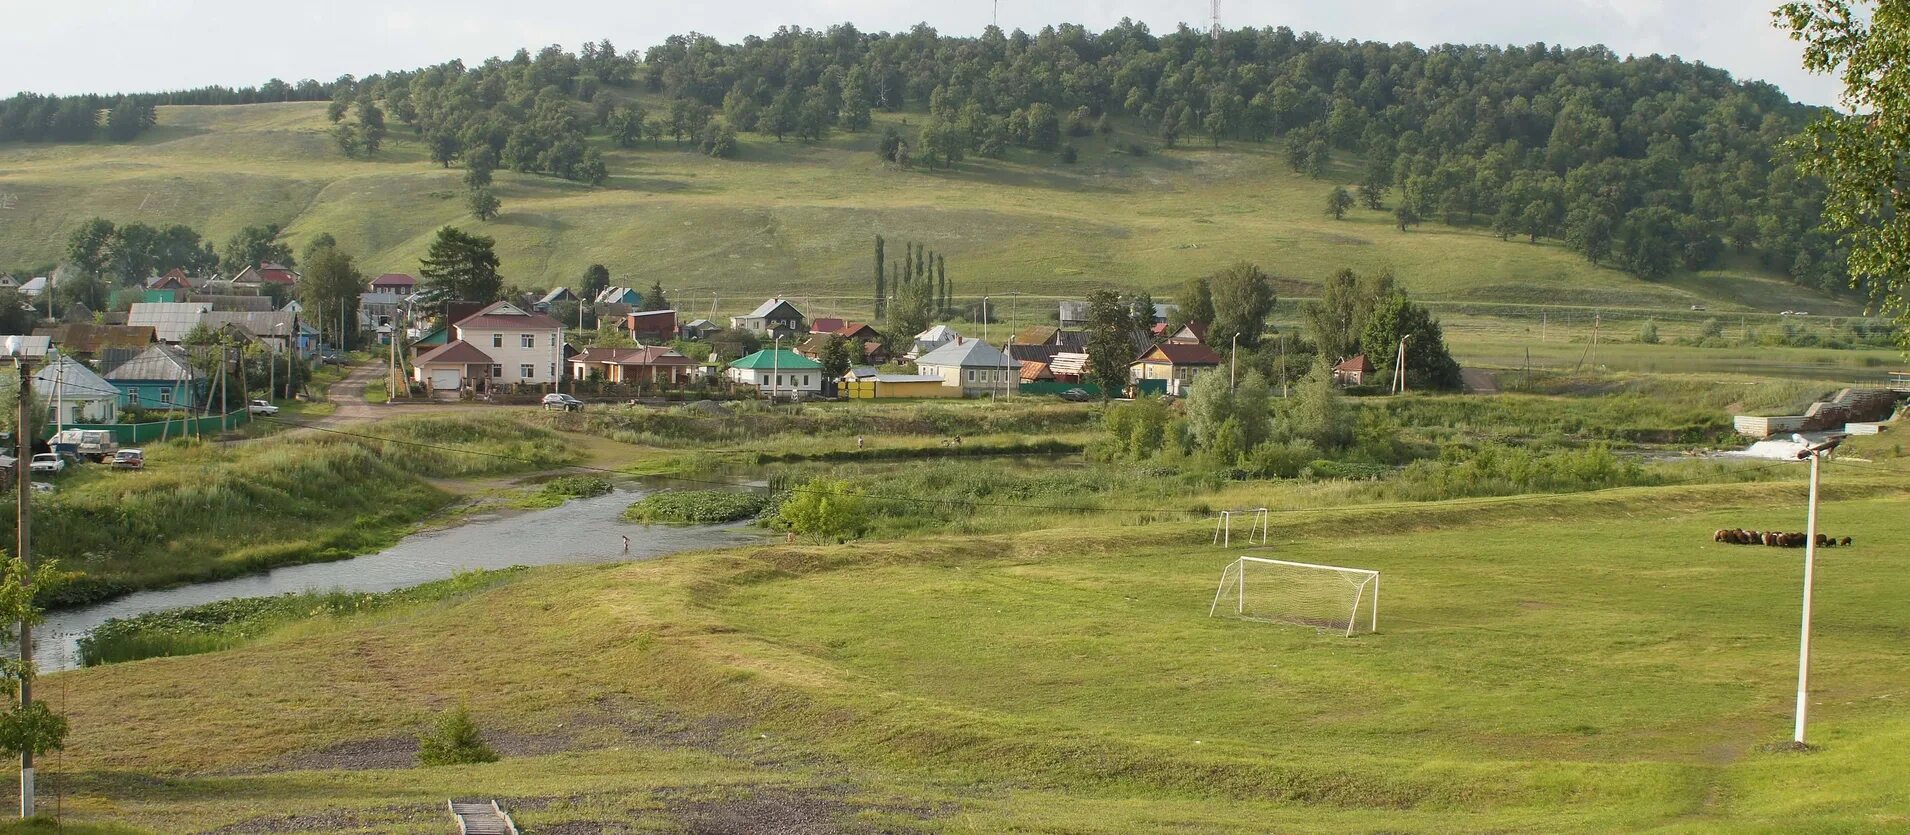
[4,0,1840,107]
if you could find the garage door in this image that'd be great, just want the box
[428,369,462,390]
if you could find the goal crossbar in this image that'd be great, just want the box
[1208,556,1379,636]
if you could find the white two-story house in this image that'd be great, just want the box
[413,301,566,393]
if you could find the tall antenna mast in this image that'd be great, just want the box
[993,0,998,29]
[1209,0,1222,42]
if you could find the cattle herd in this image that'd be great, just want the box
[1713,529,1853,548]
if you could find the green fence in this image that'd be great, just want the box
[47,410,250,445]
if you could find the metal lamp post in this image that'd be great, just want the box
[1230,333,1239,391]
[1393,334,1413,394]
[1792,435,1841,746]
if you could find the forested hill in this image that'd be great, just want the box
[0,22,1848,304]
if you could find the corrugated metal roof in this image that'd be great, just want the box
[916,337,1015,368]
[127,303,214,342]
[102,343,197,382]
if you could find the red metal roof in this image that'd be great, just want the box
[415,339,495,365]
[1335,353,1375,373]
[372,273,417,286]
[810,317,847,334]
[453,301,565,331]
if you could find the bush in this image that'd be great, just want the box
[1639,320,1659,344]
[418,703,498,766]
[776,478,869,542]
[623,489,768,524]
[1059,143,1078,164]
[539,475,612,499]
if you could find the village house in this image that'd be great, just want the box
[1332,354,1375,386]
[1165,322,1208,344]
[201,311,320,355]
[370,273,417,295]
[910,324,961,359]
[730,298,806,338]
[103,343,204,410]
[679,318,719,340]
[411,301,566,393]
[625,309,678,342]
[126,302,215,343]
[568,345,696,385]
[914,337,1020,397]
[1130,341,1223,393]
[534,287,578,313]
[726,348,822,399]
[36,353,120,425]
[594,286,643,306]
[231,263,300,289]
[32,323,156,365]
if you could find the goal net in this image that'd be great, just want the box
[1209,556,1379,636]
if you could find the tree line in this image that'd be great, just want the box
[24,22,1849,295]
[0,94,159,142]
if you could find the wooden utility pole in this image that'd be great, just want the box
[15,359,33,818]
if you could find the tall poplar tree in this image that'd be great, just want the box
[874,235,887,320]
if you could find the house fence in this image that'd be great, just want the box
[46,410,250,444]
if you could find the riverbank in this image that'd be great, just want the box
[10,413,577,610]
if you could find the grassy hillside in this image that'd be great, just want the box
[0,101,1857,321]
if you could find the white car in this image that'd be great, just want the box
[541,393,584,411]
[249,399,280,415]
[29,453,64,475]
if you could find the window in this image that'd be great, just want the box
[520,364,535,379]
[775,374,783,386]
[549,334,558,348]
[158,388,172,405]
[550,363,556,378]
[967,369,976,382]
[491,365,503,378]
[521,334,534,348]
[492,334,503,348]
[803,375,810,386]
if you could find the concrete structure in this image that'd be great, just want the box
[409,301,566,392]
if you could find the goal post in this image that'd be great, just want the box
[1208,556,1379,636]
[1211,508,1270,547]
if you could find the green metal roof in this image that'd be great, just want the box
[416,326,448,346]
[728,348,821,371]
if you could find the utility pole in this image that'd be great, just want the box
[14,354,34,818]
[1793,436,1841,747]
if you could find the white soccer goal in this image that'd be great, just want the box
[1212,508,1269,547]
[1208,556,1379,636]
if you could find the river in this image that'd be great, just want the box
[36,485,768,671]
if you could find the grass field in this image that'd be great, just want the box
[0,101,1862,321]
[7,411,1907,831]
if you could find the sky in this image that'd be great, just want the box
[2,0,1842,107]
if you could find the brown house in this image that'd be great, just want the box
[625,309,678,342]
[1129,341,1223,389]
[569,345,696,385]
[1332,354,1375,386]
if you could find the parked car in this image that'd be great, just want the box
[1059,387,1095,402]
[29,453,64,475]
[111,449,144,470]
[249,399,280,416]
[541,393,585,411]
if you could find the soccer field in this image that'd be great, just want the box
[30,471,1910,832]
